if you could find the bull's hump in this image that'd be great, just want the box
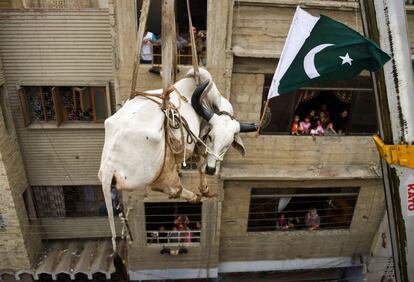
[110,97,164,124]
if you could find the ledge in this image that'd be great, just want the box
[220,165,381,181]
[27,122,104,130]
[246,228,350,237]
[39,217,121,239]
[232,45,279,59]
[235,0,359,11]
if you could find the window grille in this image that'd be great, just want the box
[145,202,202,245]
[19,85,110,126]
[247,187,359,232]
[32,186,109,218]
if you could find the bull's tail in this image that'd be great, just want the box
[101,169,128,280]
[101,169,117,251]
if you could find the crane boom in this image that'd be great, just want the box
[359,0,414,281]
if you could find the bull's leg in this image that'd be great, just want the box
[159,165,202,203]
[166,184,202,203]
[196,155,210,197]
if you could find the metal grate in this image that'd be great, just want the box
[27,86,56,122]
[382,257,395,282]
[61,87,94,122]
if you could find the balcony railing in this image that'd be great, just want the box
[146,230,201,245]
[152,44,206,66]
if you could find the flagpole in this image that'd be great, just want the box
[255,99,270,137]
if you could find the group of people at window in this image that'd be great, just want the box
[291,104,349,136]
[276,207,320,231]
[147,215,201,244]
[141,26,207,65]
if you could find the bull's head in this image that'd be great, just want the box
[191,80,257,175]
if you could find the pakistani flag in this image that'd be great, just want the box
[268,6,391,99]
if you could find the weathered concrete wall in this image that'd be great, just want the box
[220,179,385,262]
[232,3,362,56]
[0,9,114,186]
[0,62,41,270]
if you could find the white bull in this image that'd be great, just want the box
[98,69,257,251]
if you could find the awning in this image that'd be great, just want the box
[0,239,117,281]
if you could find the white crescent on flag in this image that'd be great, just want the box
[303,43,334,79]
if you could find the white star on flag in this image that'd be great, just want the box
[339,53,353,65]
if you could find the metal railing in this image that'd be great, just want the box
[152,44,206,66]
[146,230,201,245]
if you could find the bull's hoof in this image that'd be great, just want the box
[169,192,181,199]
[198,185,209,197]
[206,192,217,198]
[168,186,183,199]
[189,194,202,203]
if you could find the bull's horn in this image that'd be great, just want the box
[240,122,258,133]
[191,80,213,121]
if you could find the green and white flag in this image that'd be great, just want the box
[268,6,391,99]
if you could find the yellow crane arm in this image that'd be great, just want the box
[373,135,414,169]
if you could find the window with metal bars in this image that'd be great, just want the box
[145,202,202,245]
[248,187,359,232]
[18,85,110,126]
[31,186,109,218]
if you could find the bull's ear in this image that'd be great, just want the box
[232,134,246,156]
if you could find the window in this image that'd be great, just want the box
[31,186,112,218]
[18,85,110,126]
[261,74,378,135]
[0,85,10,133]
[247,187,359,232]
[137,0,207,65]
[145,202,202,245]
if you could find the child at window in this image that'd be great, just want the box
[291,115,301,135]
[276,214,289,230]
[310,120,324,136]
[325,122,338,136]
[299,117,312,135]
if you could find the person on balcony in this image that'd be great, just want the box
[300,116,312,135]
[291,115,301,135]
[141,29,156,64]
[305,207,320,230]
[276,214,289,230]
[325,122,338,136]
[335,110,349,135]
[310,120,325,136]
